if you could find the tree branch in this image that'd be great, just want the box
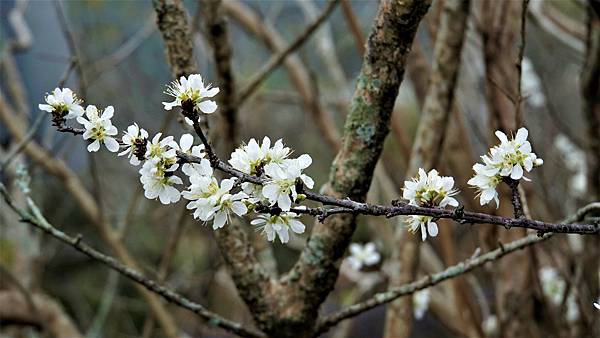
[235,0,339,106]
[313,202,600,335]
[0,184,266,338]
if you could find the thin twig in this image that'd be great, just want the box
[313,202,600,335]
[0,183,266,338]
[236,0,340,106]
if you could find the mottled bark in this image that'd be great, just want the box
[275,1,431,337]
[385,1,470,337]
[153,0,197,78]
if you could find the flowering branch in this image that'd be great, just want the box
[0,183,266,338]
[313,202,600,335]
[175,143,600,235]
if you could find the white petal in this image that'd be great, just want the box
[180,134,194,152]
[198,100,217,114]
[288,220,305,234]
[277,193,292,211]
[428,221,439,237]
[495,130,509,144]
[104,137,120,152]
[510,164,523,180]
[87,140,100,152]
[213,211,227,229]
[515,128,528,144]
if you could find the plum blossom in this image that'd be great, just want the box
[469,128,543,207]
[413,289,430,320]
[468,163,502,207]
[183,177,248,229]
[403,168,458,207]
[39,87,84,120]
[139,158,182,204]
[174,134,211,177]
[145,133,177,161]
[251,212,305,243]
[406,215,439,242]
[119,123,148,165]
[346,242,381,270]
[229,137,291,175]
[77,105,119,153]
[402,169,457,241]
[163,74,219,114]
[262,154,314,211]
[594,298,600,310]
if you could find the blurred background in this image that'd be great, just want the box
[1,0,598,337]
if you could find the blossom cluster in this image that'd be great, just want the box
[402,169,458,241]
[40,72,544,246]
[39,75,313,244]
[468,128,543,207]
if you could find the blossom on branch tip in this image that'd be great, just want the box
[469,127,543,207]
[251,212,305,243]
[406,215,439,242]
[162,74,219,114]
[346,242,380,270]
[119,123,148,165]
[39,87,84,120]
[229,137,291,175]
[76,105,119,153]
[413,289,430,320]
[139,158,182,204]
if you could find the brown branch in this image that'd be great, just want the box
[201,0,237,154]
[340,0,366,56]
[223,0,341,150]
[313,202,600,335]
[235,0,340,106]
[0,184,266,338]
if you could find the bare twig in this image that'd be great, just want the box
[236,0,340,106]
[314,202,600,334]
[0,184,266,338]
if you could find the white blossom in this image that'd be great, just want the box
[145,132,177,161]
[468,163,502,207]
[406,215,439,242]
[469,128,543,207]
[539,266,566,306]
[118,123,148,165]
[76,105,119,153]
[139,158,182,204]
[229,137,291,175]
[413,289,430,320]
[39,87,84,119]
[403,168,458,207]
[183,177,247,229]
[162,74,219,114]
[251,212,305,243]
[482,315,498,336]
[175,134,211,177]
[594,298,600,310]
[262,155,314,211]
[346,242,380,270]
